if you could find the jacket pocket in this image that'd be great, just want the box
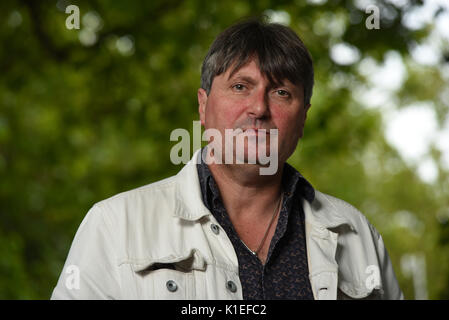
[337,268,384,300]
[130,249,207,299]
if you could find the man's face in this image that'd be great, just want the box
[198,58,311,168]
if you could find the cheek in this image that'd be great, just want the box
[275,110,303,142]
[204,97,225,128]
[206,96,245,128]
[274,108,300,130]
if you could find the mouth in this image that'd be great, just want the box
[242,129,263,136]
[242,127,268,132]
[240,128,277,135]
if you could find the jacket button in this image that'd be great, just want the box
[210,224,220,235]
[226,280,237,293]
[166,280,178,292]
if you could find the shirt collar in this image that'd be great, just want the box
[174,149,355,232]
[196,148,315,212]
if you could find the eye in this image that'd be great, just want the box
[232,83,246,91]
[276,89,290,97]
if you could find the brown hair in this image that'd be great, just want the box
[201,17,314,104]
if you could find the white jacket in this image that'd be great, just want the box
[51,150,403,300]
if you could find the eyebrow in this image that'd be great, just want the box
[227,73,296,92]
[227,74,257,85]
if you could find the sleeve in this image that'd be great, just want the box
[370,223,404,300]
[50,204,121,299]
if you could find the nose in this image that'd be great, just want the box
[247,88,269,119]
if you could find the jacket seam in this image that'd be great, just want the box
[95,180,176,207]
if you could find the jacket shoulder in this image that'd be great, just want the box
[93,174,177,213]
[314,191,380,239]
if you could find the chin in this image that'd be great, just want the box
[234,143,272,165]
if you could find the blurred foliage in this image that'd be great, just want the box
[0,0,448,299]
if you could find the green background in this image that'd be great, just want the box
[1,0,448,299]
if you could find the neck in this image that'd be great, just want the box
[207,162,284,222]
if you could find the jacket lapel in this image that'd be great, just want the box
[305,218,339,299]
[173,149,211,221]
[302,195,356,300]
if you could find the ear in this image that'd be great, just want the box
[299,103,311,138]
[304,103,312,119]
[198,88,208,126]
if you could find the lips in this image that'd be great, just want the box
[241,128,273,133]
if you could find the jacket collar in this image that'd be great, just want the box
[305,192,357,233]
[174,149,212,221]
[174,149,357,233]
[302,195,358,300]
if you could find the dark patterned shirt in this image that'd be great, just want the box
[196,156,315,300]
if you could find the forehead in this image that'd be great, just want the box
[223,58,301,91]
[227,59,263,79]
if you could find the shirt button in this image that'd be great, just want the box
[166,280,178,292]
[210,223,220,235]
[226,280,237,293]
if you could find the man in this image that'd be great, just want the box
[51,18,403,300]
